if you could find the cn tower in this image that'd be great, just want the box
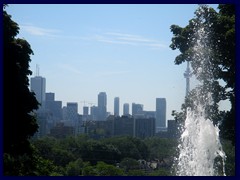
[184,61,191,97]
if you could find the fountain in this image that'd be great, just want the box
[175,105,226,176]
[174,5,226,176]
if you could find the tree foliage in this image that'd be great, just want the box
[3,5,39,175]
[78,140,121,165]
[29,134,234,175]
[65,158,84,176]
[102,136,149,160]
[169,4,235,144]
[144,137,178,160]
[81,161,125,176]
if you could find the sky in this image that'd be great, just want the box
[7,4,228,120]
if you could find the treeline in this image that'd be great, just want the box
[4,134,234,176]
[28,135,178,176]
[25,135,235,176]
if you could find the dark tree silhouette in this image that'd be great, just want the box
[3,5,39,175]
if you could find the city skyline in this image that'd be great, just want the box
[33,76,165,118]
[7,4,230,120]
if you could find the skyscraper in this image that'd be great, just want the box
[66,102,78,122]
[123,103,129,115]
[98,92,107,120]
[114,97,120,116]
[156,98,166,129]
[30,76,46,106]
[132,103,143,116]
[45,92,62,121]
[90,106,98,121]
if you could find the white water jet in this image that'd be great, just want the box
[174,5,226,176]
[176,105,226,176]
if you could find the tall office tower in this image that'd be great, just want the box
[156,98,166,128]
[123,103,129,115]
[90,106,98,121]
[66,102,78,122]
[98,92,107,120]
[114,97,120,116]
[83,106,89,116]
[30,76,46,106]
[45,92,62,121]
[132,103,143,116]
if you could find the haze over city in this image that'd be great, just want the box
[7,4,229,120]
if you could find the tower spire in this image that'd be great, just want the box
[184,61,191,97]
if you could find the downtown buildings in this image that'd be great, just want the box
[30,73,172,139]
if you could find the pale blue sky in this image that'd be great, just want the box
[7,4,224,120]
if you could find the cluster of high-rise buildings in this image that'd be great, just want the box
[30,74,177,139]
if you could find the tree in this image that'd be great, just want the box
[82,161,124,176]
[79,140,121,165]
[169,4,235,144]
[3,5,39,175]
[102,136,149,160]
[119,158,140,173]
[65,158,84,176]
[94,161,125,176]
[144,137,178,160]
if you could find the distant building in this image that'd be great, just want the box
[98,92,107,120]
[60,108,83,136]
[63,102,78,122]
[142,111,156,118]
[50,122,74,138]
[82,115,156,139]
[123,103,129,115]
[134,111,156,119]
[45,92,55,101]
[30,76,46,107]
[75,115,85,136]
[62,106,68,120]
[167,120,180,138]
[45,92,62,122]
[34,109,53,138]
[84,118,114,138]
[33,112,47,138]
[90,105,98,121]
[134,118,155,138]
[156,98,166,130]
[113,116,134,136]
[132,103,143,116]
[114,97,120,116]
[82,106,89,121]
[83,106,89,116]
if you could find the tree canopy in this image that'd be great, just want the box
[3,5,39,175]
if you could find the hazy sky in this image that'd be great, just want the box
[7,4,224,120]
